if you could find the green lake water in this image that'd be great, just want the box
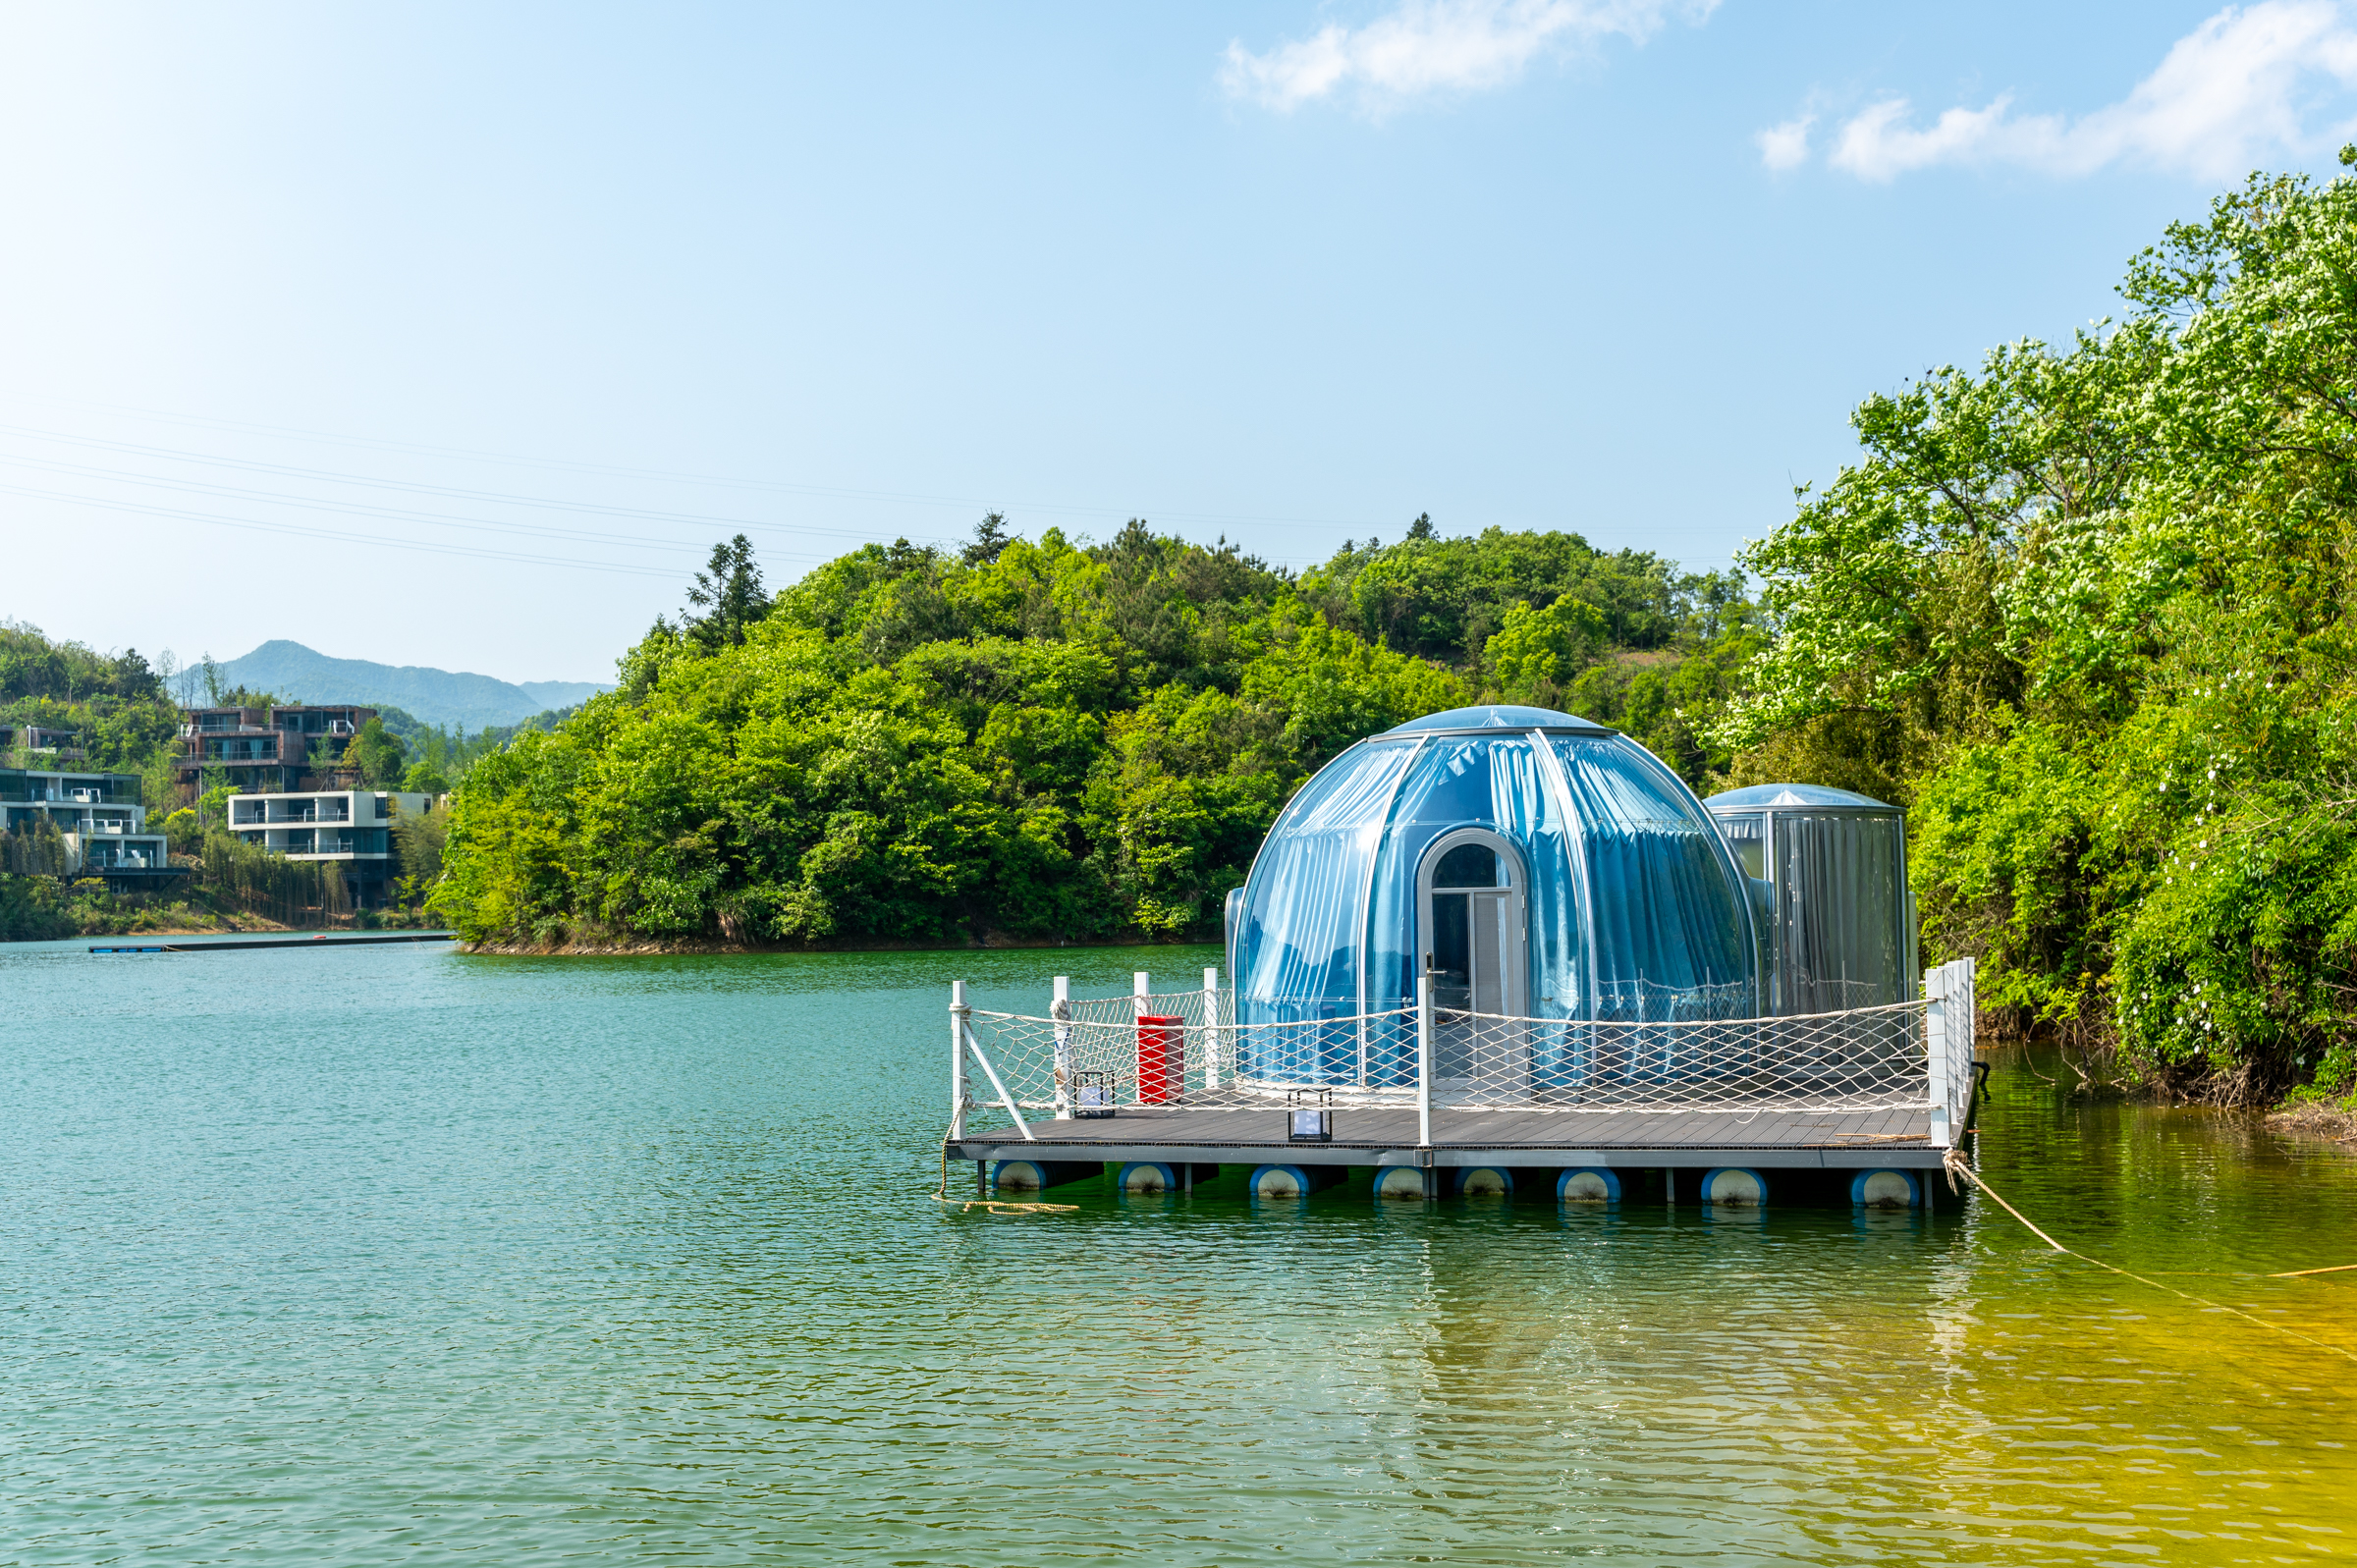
[4,938,2354,1565]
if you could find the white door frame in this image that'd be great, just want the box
[1418,828,1527,1098]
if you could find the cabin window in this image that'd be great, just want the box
[1716,811,1767,880]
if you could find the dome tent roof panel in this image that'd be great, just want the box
[1383,705,1610,734]
[1229,727,1758,1049]
[1705,783,1892,810]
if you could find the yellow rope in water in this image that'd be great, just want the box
[2273,1261,2357,1278]
[1941,1150,2357,1366]
[929,1128,1077,1217]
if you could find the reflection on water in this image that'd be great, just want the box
[2,939,2351,1563]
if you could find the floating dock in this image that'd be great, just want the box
[90,932,457,953]
[946,962,1977,1205]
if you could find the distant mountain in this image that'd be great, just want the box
[214,641,611,731]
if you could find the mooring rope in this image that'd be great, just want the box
[1941,1149,2357,1366]
[929,1127,1078,1217]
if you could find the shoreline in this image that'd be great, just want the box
[2269,1103,2357,1146]
[9,918,445,943]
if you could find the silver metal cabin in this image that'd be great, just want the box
[1702,784,1919,1017]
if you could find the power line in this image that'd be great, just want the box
[0,400,1390,535]
[0,451,922,559]
[0,480,697,577]
[0,421,957,539]
[0,405,1740,574]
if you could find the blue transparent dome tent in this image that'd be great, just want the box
[1222,707,1759,1087]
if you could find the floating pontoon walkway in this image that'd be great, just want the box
[946,962,1979,1200]
[951,1104,1940,1171]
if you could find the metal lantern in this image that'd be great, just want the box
[1072,1070,1116,1119]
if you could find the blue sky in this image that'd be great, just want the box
[5,1,2354,686]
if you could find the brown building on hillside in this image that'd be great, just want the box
[176,705,378,798]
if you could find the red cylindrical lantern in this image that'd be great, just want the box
[1135,1013,1183,1104]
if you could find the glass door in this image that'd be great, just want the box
[1423,838,1524,1097]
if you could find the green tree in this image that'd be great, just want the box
[390,799,450,899]
[961,512,1014,566]
[1720,157,2357,1104]
[197,782,238,833]
[1486,596,1609,702]
[400,761,451,795]
[684,534,770,651]
[433,526,1500,949]
[3,817,72,876]
[161,808,199,855]
[341,717,408,788]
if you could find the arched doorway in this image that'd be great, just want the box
[1420,831,1525,1095]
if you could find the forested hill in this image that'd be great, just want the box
[432,522,1753,950]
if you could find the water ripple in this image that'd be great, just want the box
[2,941,2352,1564]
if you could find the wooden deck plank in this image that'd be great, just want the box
[1651,1110,1711,1145]
[1455,1110,1552,1146]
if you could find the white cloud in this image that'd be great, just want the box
[1769,0,2357,181]
[1755,113,1813,171]
[1829,97,2026,182]
[1221,0,1717,114]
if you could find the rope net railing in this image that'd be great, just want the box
[961,989,1936,1120]
[1429,999,1926,1112]
[963,998,1417,1117]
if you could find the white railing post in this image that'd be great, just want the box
[1052,975,1072,1119]
[1134,969,1150,1102]
[950,980,970,1141]
[1202,965,1222,1090]
[1925,962,1950,1149]
[1416,966,1435,1152]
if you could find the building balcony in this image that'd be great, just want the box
[230,826,390,857]
[178,755,285,773]
[187,749,288,767]
[79,849,168,870]
[282,832,385,856]
[234,806,353,826]
[67,832,169,871]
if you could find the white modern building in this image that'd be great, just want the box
[0,745,176,887]
[226,789,430,905]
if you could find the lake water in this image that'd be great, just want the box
[4,937,2354,1565]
